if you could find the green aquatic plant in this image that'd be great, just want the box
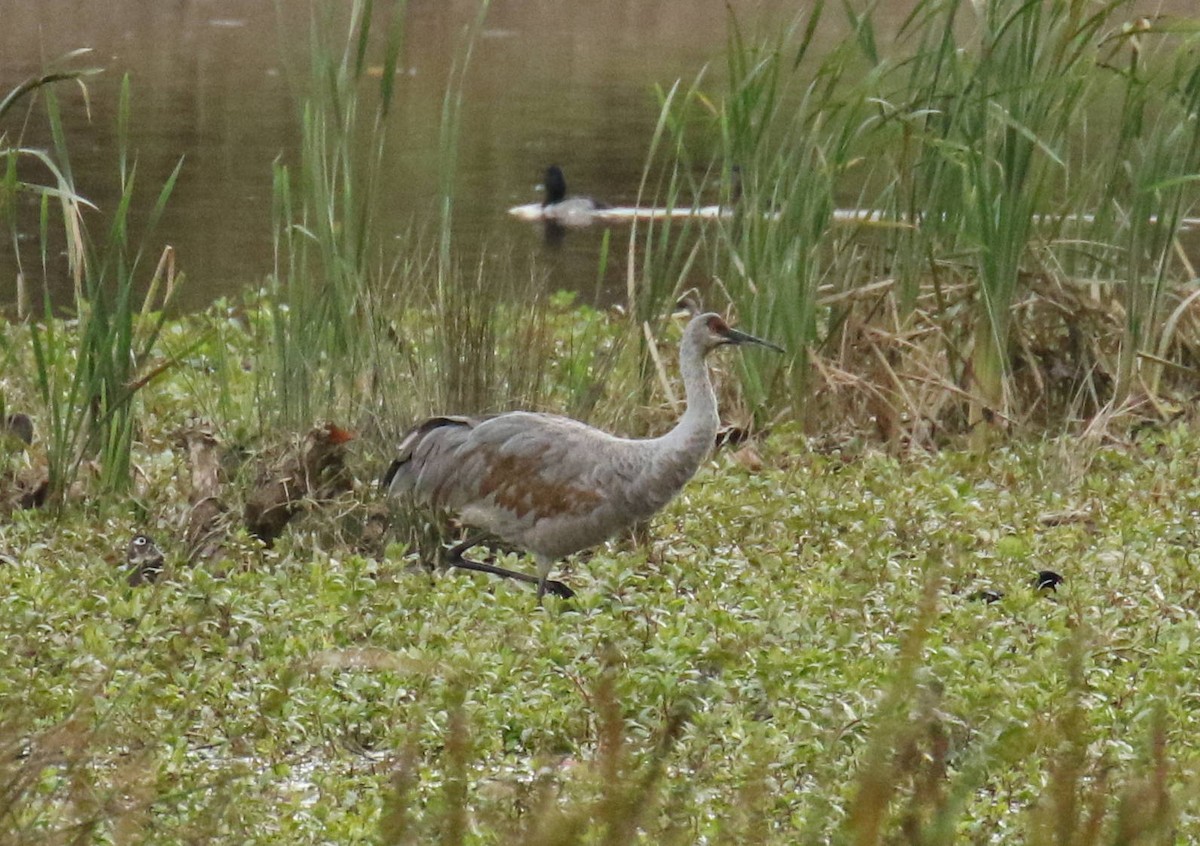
[4,358,1200,842]
[0,50,100,317]
[1100,29,1200,403]
[263,0,408,429]
[903,0,1122,433]
[15,75,182,504]
[650,0,1200,439]
[261,0,559,440]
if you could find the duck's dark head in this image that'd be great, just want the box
[1034,570,1064,591]
[543,165,567,206]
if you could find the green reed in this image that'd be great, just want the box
[20,76,181,504]
[261,0,407,430]
[710,3,876,418]
[614,76,719,426]
[0,52,99,317]
[901,0,1117,432]
[1098,28,1200,402]
[653,0,1200,435]
[262,0,564,449]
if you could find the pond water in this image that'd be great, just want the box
[1,1,1195,314]
[0,0,810,313]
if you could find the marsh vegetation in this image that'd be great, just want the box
[3,0,1200,842]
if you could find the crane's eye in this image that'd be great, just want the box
[705,315,730,335]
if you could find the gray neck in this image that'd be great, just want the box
[661,333,719,457]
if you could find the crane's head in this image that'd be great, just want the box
[692,312,785,355]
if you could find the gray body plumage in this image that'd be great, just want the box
[385,313,780,593]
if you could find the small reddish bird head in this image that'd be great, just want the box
[322,423,355,445]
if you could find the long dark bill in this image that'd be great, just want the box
[724,326,786,354]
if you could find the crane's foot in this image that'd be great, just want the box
[443,540,574,600]
[536,578,575,600]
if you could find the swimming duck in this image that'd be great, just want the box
[541,164,607,225]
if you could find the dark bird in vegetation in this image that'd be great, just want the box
[1035,569,1064,592]
[383,312,784,600]
[126,533,165,586]
[3,413,33,447]
[968,570,1065,604]
[541,164,608,225]
[244,423,355,548]
[1,412,47,512]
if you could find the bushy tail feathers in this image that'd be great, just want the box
[380,416,476,500]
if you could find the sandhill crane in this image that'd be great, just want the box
[383,312,783,600]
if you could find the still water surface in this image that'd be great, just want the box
[2,1,1195,313]
[1,0,805,312]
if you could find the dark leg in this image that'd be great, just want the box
[443,539,574,599]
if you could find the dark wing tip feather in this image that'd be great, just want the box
[380,458,404,491]
[382,416,477,493]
